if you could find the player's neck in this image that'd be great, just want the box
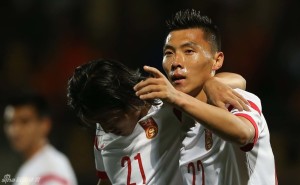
[196,90,207,102]
[23,139,47,160]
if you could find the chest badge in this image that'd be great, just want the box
[205,128,213,150]
[139,117,158,139]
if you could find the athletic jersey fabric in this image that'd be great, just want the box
[180,89,277,185]
[94,101,183,185]
[14,144,77,185]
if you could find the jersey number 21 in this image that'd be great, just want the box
[121,153,146,185]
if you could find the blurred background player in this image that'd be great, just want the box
[3,92,78,185]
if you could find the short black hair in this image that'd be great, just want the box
[4,92,50,118]
[166,9,221,52]
[67,59,146,126]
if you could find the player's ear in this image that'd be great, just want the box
[212,52,224,71]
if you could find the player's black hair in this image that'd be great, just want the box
[166,9,221,52]
[67,59,146,126]
[4,92,50,118]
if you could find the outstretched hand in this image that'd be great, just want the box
[134,66,249,112]
[133,66,179,104]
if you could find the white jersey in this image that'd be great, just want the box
[180,89,277,185]
[94,101,183,185]
[14,144,77,185]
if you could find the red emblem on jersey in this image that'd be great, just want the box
[205,128,213,150]
[139,117,158,139]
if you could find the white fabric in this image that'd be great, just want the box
[180,89,277,185]
[14,144,77,185]
[94,101,183,185]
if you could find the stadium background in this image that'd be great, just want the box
[0,0,299,184]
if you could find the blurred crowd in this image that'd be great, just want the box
[0,0,299,184]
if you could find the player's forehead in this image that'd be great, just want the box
[4,105,38,120]
[165,28,205,43]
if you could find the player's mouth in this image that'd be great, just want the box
[170,72,186,84]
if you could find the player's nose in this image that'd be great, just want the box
[171,54,184,71]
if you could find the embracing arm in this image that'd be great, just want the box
[171,90,254,145]
[202,72,249,111]
[134,66,254,145]
[214,72,246,90]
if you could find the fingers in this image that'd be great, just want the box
[215,102,228,111]
[143,66,164,78]
[134,79,146,91]
[231,91,250,111]
[134,78,161,91]
[237,98,250,111]
[216,89,250,111]
[211,93,248,111]
[232,91,249,106]
[134,66,164,91]
[224,96,250,112]
[135,84,163,97]
[138,91,163,100]
[227,99,244,111]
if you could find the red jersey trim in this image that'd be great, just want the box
[235,113,258,152]
[38,174,68,185]
[97,170,109,179]
[94,136,100,151]
[228,100,261,116]
[248,100,261,115]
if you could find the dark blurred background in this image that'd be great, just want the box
[0,0,299,184]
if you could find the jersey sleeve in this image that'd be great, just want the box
[94,124,109,180]
[228,89,264,152]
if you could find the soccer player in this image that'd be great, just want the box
[3,92,78,185]
[134,9,277,185]
[67,59,247,185]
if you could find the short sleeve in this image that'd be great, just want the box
[228,89,263,151]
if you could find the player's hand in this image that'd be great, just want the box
[133,66,179,104]
[203,77,250,111]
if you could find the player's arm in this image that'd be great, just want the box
[134,66,255,146]
[201,72,249,111]
[98,179,112,185]
[168,90,254,145]
[214,72,246,90]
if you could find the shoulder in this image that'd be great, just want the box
[234,88,262,112]
[44,145,68,160]
[38,145,74,172]
[16,145,77,184]
[234,88,261,101]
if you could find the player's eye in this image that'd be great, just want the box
[185,49,195,54]
[20,118,34,125]
[164,50,173,56]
